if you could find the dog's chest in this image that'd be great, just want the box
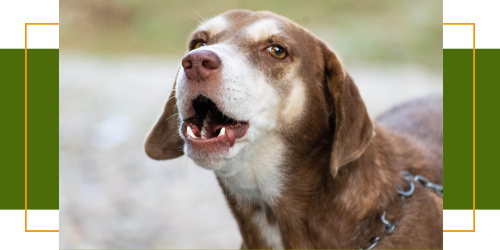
[222,158,285,248]
[250,201,284,249]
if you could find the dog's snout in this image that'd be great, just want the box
[182,50,221,81]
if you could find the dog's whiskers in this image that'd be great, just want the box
[184,156,189,179]
[165,113,179,121]
[190,7,207,23]
[205,175,217,195]
[139,91,170,112]
[233,96,243,118]
[181,12,203,23]
[168,47,184,53]
[243,92,270,108]
[167,95,176,102]
[241,86,270,103]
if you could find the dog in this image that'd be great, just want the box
[145,10,443,249]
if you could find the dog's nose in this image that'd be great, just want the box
[182,50,221,81]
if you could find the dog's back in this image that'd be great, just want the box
[377,95,443,181]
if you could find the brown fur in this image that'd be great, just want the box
[144,87,184,160]
[145,10,442,249]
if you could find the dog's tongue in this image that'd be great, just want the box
[226,127,236,146]
[185,124,248,156]
[184,122,248,152]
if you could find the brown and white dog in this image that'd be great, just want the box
[145,10,443,249]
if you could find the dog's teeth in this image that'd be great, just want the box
[206,110,212,122]
[218,127,225,137]
[203,118,209,128]
[201,126,208,138]
[187,126,197,138]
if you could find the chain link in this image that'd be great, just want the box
[359,171,443,249]
[401,171,443,197]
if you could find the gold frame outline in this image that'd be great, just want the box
[24,22,60,233]
[442,22,475,233]
[22,22,476,234]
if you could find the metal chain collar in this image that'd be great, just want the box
[401,171,443,198]
[359,171,443,250]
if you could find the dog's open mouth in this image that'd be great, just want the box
[182,96,249,150]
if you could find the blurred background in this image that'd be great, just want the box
[59,0,443,249]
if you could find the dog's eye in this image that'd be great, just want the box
[267,45,287,59]
[194,41,207,49]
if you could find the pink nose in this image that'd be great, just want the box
[182,50,221,81]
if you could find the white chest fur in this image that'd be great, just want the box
[217,135,285,249]
[251,201,284,249]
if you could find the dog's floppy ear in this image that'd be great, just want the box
[144,85,184,160]
[321,43,374,176]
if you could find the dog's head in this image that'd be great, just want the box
[145,10,373,176]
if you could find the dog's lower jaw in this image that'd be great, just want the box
[182,131,249,170]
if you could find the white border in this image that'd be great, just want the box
[27,210,59,230]
[0,1,59,249]
[0,0,498,249]
[27,25,59,49]
[0,0,58,48]
[444,0,500,48]
[0,210,59,250]
[445,210,500,250]
[443,25,473,48]
[444,210,474,230]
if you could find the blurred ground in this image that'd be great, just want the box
[59,0,442,249]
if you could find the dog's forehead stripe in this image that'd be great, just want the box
[198,15,227,35]
[246,19,281,42]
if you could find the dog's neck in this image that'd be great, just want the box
[216,127,402,249]
[215,133,286,210]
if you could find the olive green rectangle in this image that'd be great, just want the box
[443,49,500,210]
[443,49,473,209]
[0,49,59,209]
[474,49,500,210]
